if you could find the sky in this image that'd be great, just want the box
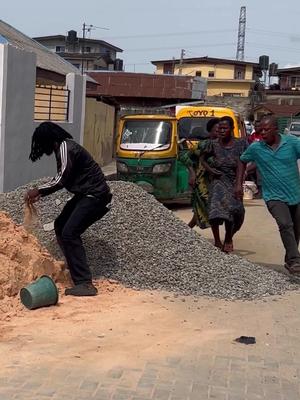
[2,0,300,73]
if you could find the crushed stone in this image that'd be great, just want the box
[0,180,298,300]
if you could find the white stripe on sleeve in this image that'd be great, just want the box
[38,141,68,190]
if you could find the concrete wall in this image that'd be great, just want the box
[206,96,251,118]
[161,63,234,78]
[1,44,37,192]
[83,98,115,166]
[245,65,253,80]
[266,93,300,106]
[0,45,6,191]
[155,62,254,97]
[156,62,254,80]
[66,73,86,144]
[0,43,86,192]
[191,77,207,99]
[207,81,252,97]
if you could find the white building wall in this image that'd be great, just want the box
[0,45,7,192]
[0,43,86,192]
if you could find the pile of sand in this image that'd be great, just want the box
[0,211,69,318]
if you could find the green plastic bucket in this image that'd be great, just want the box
[20,275,59,310]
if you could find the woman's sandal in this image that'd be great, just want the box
[222,242,234,253]
[214,242,223,250]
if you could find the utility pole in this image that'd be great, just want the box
[172,56,176,74]
[236,6,246,61]
[81,22,109,75]
[81,22,86,75]
[178,49,185,75]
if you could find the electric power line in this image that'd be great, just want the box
[125,42,236,53]
[98,27,300,42]
[247,28,300,38]
[124,62,151,66]
[246,42,300,53]
[98,25,300,66]
[100,28,236,41]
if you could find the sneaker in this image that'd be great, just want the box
[284,262,300,275]
[65,283,98,296]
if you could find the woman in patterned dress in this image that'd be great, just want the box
[201,116,247,253]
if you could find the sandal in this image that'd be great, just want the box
[214,242,223,250]
[222,242,234,253]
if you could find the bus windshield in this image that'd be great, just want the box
[121,120,171,151]
[178,117,211,140]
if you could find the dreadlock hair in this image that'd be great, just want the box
[29,122,73,162]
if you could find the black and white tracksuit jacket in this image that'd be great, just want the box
[38,139,110,199]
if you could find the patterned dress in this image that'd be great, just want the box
[179,141,211,229]
[203,139,247,232]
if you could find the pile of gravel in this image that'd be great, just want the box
[0,179,298,300]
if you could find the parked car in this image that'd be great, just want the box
[285,121,300,137]
[244,120,254,136]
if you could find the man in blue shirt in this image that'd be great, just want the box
[236,115,300,274]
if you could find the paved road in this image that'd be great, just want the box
[171,199,285,272]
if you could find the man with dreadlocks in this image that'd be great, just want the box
[26,122,112,296]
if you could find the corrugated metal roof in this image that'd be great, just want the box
[277,66,300,73]
[253,103,300,117]
[34,34,123,53]
[0,20,80,76]
[151,56,260,67]
[87,71,205,100]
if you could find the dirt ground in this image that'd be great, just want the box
[1,280,224,371]
[1,200,300,399]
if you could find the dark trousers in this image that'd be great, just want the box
[54,193,111,285]
[267,200,300,265]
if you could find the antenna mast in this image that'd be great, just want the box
[236,6,246,61]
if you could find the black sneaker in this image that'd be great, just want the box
[284,262,300,275]
[65,283,98,296]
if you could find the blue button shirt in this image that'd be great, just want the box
[240,134,300,205]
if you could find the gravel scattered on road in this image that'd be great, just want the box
[0,179,298,300]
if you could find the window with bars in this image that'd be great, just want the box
[55,46,65,53]
[163,63,174,74]
[234,65,246,80]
